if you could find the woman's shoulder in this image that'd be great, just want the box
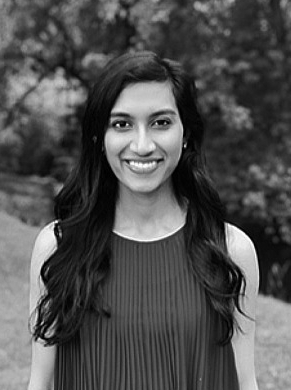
[225,223,259,288]
[225,223,255,255]
[35,220,58,247]
[31,221,59,268]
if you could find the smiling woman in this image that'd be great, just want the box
[28,51,259,390]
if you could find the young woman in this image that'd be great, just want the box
[28,51,259,390]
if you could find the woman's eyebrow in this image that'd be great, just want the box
[110,112,132,118]
[149,109,177,119]
[110,109,177,119]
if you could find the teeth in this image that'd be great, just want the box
[128,160,158,170]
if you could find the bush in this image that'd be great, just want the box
[15,116,57,176]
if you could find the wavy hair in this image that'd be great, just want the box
[32,51,246,346]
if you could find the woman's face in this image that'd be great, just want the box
[104,81,184,197]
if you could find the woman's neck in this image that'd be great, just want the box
[114,185,187,240]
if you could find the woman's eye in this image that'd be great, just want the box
[111,120,131,129]
[152,119,171,128]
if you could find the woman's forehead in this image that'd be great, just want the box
[110,81,178,115]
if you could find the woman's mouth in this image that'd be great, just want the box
[124,159,163,173]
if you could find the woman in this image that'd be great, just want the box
[28,51,259,390]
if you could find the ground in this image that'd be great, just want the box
[0,211,290,390]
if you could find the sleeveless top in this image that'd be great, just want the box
[54,226,239,390]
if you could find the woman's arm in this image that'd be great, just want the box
[226,224,260,390]
[27,223,57,390]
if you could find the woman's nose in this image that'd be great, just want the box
[130,128,156,155]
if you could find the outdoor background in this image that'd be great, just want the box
[0,0,290,389]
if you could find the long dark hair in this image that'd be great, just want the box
[32,51,246,346]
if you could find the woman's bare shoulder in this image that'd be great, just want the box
[225,223,255,256]
[225,223,259,289]
[29,222,59,313]
[31,221,58,268]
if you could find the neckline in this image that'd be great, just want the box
[112,222,185,243]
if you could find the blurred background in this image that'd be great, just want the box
[0,0,290,389]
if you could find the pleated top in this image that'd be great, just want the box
[54,226,239,390]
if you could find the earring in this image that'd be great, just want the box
[92,135,97,144]
[183,141,187,149]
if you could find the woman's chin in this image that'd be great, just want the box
[119,179,171,198]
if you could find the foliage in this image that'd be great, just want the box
[0,172,55,225]
[0,0,291,245]
[266,260,291,301]
[0,113,59,176]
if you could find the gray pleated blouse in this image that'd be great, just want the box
[54,226,239,390]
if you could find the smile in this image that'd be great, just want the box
[125,159,162,173]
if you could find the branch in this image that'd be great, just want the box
[45,13,90,88]
[3,72,48,128]
[269,0,287,45]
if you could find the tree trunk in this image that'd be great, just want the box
[269,0,287,45]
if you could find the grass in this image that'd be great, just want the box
[0,211,38,390]
[255,296,291,389]
[0,211,290,390]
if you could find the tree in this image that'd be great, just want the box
[1,0,291,248]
